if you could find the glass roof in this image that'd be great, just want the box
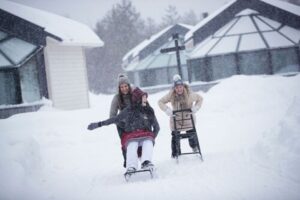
[239,33,265,51]
[226,17,257,35]
[0,31,7,40]
[127,37,188,72]
[0,30,38,68]
[0,53,11,66]
[189,9,300,59]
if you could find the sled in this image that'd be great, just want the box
[124,168,155,182]
[172,109,203,162]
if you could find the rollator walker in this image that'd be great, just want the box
[172,109,203,162]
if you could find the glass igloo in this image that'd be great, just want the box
[188,9,300,82]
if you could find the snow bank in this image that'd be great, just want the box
[0,74,299,200]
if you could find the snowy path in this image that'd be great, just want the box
[1,75,300,200]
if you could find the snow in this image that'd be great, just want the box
[0,97,51,109]
[0,0,104,47]
[1,74,300,199]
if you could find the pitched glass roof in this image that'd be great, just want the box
[189,9,300,59]
[126,37,188,72]
[0,30,38,68]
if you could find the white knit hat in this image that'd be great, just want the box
[173,74,183,86]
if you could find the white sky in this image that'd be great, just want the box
[7,0,230,28]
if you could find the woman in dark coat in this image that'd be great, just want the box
[88,87,160,173]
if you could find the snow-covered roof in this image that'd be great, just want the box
[261,0,300,17]
[189,8,300,59]
[122,23,192,62]
[0,0,104,47]
[184,0,237,41]
[185,0,300,41]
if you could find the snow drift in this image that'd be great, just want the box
[0,74,299,200]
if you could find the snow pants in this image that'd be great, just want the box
[126,139,153,170]
[117,126,142,168]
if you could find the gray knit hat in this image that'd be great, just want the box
[118,74,130,86]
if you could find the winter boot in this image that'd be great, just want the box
[187,129,199,152]
[192,147,199,153]
[126,167,136,173]
[141,160,154,170]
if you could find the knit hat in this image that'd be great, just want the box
[118,74,130,86]
[173,74,183,86]
[131,87,148,104]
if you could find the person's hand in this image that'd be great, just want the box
[165,107,172,116]
[191,106,199,113]
[87,122,102,130]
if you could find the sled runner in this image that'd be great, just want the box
[124,168,155,182]
[172,109,203,162]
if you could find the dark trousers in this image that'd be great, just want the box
[171,129,198,156]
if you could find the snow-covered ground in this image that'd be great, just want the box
[0,74,300,200]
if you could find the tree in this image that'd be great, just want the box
[142,17,160,39]
[180,10,199,25]
[160,5,181,28]
[86,0,145,93]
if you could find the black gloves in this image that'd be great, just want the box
[87,121,102,130]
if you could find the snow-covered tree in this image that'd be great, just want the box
[160,5,181,28]
[142,17,160,38]
[86,0,145,93]
[180,10,199,25]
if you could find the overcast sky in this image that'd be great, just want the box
[7,0,229,28]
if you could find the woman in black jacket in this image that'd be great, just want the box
[88,87,160,173]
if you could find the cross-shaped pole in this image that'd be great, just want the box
[160,33,185,79]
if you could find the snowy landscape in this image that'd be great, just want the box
[1,74,300,200]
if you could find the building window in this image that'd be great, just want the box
[0,30,41,106]
[239,50,269,75]
[155,68,169,85]
[271,47,299,74]
[189,58,207,82]
[19,58,41,102]
[0,70,19,105]
[209,54,237,80]
[139,70,156,87]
